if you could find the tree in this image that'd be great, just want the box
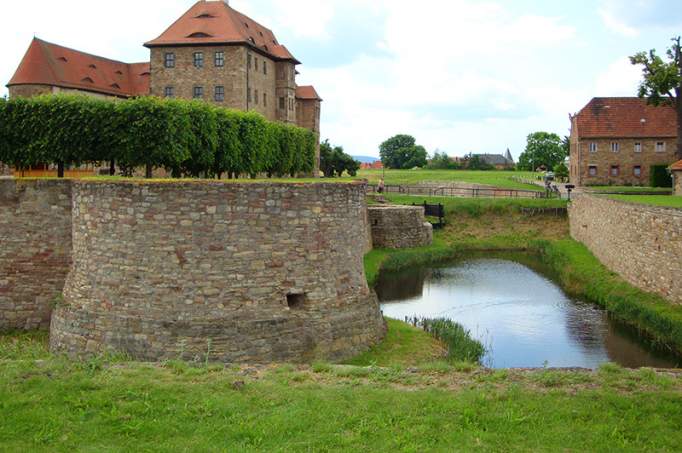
[630,36,682,160]
[465,154,493,171]
[428,150,461,170]
[517,132,566,171]
[319,139,360,177]
[554,162,569,181]
[379,134,428,169]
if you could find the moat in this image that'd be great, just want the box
[376,254,680,369]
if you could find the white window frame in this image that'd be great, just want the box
[634,142,642,153]
[588,165,598,176]
[589,143,598,153]
[656,142,666,152]
[633,166,642,178]
[611,142,620,153]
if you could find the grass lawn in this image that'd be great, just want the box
[606,195,682,209]
[358,169,540,191]
[586,186,672,194]
[2,331,682,451]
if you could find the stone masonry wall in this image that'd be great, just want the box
[569,195,682,304]
[50,181,385,363]
[0,179,72,330]
[673,171,682,196]
[368,205,433,249]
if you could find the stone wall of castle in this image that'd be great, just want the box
[0,179,72,331]
[569,195,682,304]
[50,180,385,362]
[368,206,433,249]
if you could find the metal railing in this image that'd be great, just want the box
[369,184,557,199]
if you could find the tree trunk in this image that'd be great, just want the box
[145,164,153,179]
[109,160,116,176]
[57,161,65,178]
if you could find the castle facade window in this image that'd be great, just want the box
[656,142,666,152]
[610,142,620,153]
[193,86,204,99]
[193,52,204,68]
[633,166,642,177]
[164,86,174,98]
[279,97,285,110]
[589,143,598,153]
[215,51,224,67]
[263,93,267,107]
[214,86,224,102]
[634,142,642,153]
[164,52,175,68]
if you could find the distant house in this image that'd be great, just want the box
[473,151,515,170]
[569,97,677,186]
[360,161,384,170]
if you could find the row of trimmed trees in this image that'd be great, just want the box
[0,95,317,178]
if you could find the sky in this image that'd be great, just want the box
[1,0,681,160]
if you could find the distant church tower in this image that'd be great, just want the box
[505,148,514,164]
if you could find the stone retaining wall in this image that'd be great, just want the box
[0,179,72,330]
[569,195,682,304]
[368,205,433,249]
[50,181,385,363]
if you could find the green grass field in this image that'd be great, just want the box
[586,186,672,194]
[606,195,682,208]
[2,331,682,452]
[358,169,540,190]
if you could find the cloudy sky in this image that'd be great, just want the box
[1,0,681,159]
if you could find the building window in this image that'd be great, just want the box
[263,93,267,107]
[656,142,666,152]
[193,52,204,68]
[254,89,259,105]
[248,88,252,103]
[164,52,175,68]
[164,86,174,98]
[588,166,598,176]
[611,142,620,152]
[589,143,598,153]
[215,51,224,67]
[214,86,225,102]
[255,58,259,71]
[263,62,267,75]
[248,53,252,69]
[610,165,619,177]
[633,166,642,177]
[634,142,642,153]
[193,86,204,99]
[289,98,294,111]
[279,97,285,109]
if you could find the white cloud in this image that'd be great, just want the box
[599,0,682,37]
[599,8,639,37]
[595,58,642,96]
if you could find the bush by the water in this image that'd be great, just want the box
[407,317,486,363]
[649,165,673,188]
[0,95,316,178]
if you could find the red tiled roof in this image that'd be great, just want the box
[295,85,322,101]
[145,1,300,64]
[7,38,150,97]
[670,160,682,171]
[575,97,677,138]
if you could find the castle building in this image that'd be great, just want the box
[569,98,677,186]
[6,0,322,166]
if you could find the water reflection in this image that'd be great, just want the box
[376,255,680,369]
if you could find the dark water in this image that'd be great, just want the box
[376,254,681,369]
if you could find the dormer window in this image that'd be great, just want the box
[249,37,255,44]
[110,83,120,89]
[244,22,249,28]
[88,64,97,69]
[58,56,68,62]
[187,32,212,38]
[195,12,215,19]
[115,70,123,75]
[81,77,94,83]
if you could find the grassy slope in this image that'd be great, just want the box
[358,169,540,190]
[2,333,682,452]
[606,195,682,208]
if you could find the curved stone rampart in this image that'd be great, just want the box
[50,180,385,363]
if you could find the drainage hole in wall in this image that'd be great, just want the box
[287,293,307,309]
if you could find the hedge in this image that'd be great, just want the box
[0,94,317,178]
[650,165,673,188]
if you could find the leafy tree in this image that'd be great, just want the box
[379,134,428,169]
[554,162,569,180]
[428,151,461,170]
[517,132,566,171]
[630,36,682,160]
[465,154,493,171]
[319,139,360,177]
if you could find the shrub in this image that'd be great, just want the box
[650,165,673,188]
[408,317,486,363]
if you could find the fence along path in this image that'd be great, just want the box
[368,184,556,199]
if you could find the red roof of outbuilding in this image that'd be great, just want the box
[145,1,300,64]
[574,97,677,138]
[670,160,682,171]
[7,38,150,97]
[295,85,322,101]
